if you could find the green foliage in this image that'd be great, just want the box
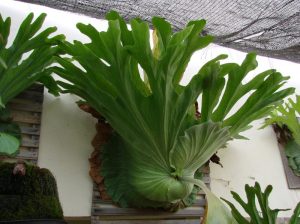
[53,11,293,223]
[0,107,21,156]
[0,162,63,220]
[290,202,300,224]
[264,96,300,144]
[285,140,300,176]
[222,182,299,224]
[184,177,238,224]
[0,132,19,156]
[0,13,64,156]
[263,96,300,176]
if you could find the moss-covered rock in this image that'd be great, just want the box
[0,162,63,220]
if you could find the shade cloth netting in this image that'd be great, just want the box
[17,0,300,64]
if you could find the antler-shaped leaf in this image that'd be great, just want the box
[0,13,64,156]
[222,182,289,224]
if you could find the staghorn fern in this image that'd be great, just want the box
[263,96,300,176]
[0,13,64,156]
[52,11,293,223]
[222,182,300,224]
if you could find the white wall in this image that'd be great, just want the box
[1,0,299,217]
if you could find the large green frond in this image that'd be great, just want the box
[0,13,64,155]
[53,11,293,217]
[0,13,64,105]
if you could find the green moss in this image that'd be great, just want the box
[0,162,63,220]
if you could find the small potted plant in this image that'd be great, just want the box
[51,11,294,223]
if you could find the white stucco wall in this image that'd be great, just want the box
[1,0,299,217]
